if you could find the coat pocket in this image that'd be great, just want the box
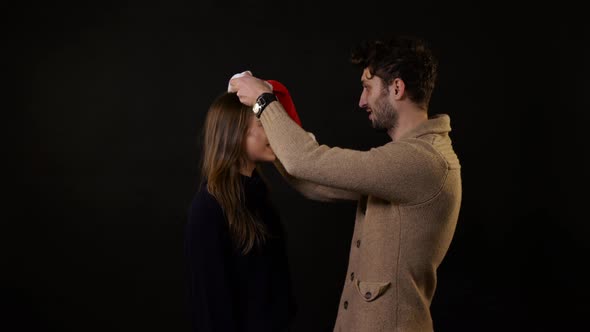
[355,280,391,302]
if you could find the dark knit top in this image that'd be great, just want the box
[185,170,296,331]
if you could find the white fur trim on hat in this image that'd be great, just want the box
[227,70,272,92]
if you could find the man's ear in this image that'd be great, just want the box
[389,78,405,100]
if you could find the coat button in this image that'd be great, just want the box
[364,292,372,299]
[356,239,361,248]
[343,301,348,309]
[350,272,354,281]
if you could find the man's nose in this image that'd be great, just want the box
[358,90,367,109]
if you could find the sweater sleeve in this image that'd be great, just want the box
[273,159,359,202]
[185,192,237,332]
[260,102,447,204]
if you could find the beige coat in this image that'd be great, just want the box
[262,102,462,332]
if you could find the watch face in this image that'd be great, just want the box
[253,103,261,114]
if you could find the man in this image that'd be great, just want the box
[230,35,462,332]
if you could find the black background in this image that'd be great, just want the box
[11,1,589,331]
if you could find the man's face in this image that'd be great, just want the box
[359,68,398,131]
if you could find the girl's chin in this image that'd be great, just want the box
[254,155,276,163]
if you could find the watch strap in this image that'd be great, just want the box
[254,93,277,118]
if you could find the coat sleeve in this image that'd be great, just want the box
[273,159,359,202]
[185,193,237,332]
[260,102,448,204]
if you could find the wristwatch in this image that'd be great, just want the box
[252,93,277,118]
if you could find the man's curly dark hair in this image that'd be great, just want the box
[351,36,438,108]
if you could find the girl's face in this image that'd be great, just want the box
[244,115,276,163]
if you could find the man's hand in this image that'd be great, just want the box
[229,73,273,106]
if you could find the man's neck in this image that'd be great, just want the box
[388,107,429,141]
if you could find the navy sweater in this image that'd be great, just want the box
[185,170,296,331]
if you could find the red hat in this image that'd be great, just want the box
[266,79,302,127]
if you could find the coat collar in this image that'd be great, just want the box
[399,114,452,141]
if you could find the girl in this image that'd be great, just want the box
[185,91,295,332]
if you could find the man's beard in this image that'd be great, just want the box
[370,92,398,133]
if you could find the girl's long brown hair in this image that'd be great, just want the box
[200,92,267,255]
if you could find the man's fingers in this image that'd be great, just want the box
[228,70,252,92]
[236,91,245,102]
[228,79,236,90]
[228,78,241,92]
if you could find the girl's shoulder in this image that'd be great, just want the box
[188,183,224,225]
